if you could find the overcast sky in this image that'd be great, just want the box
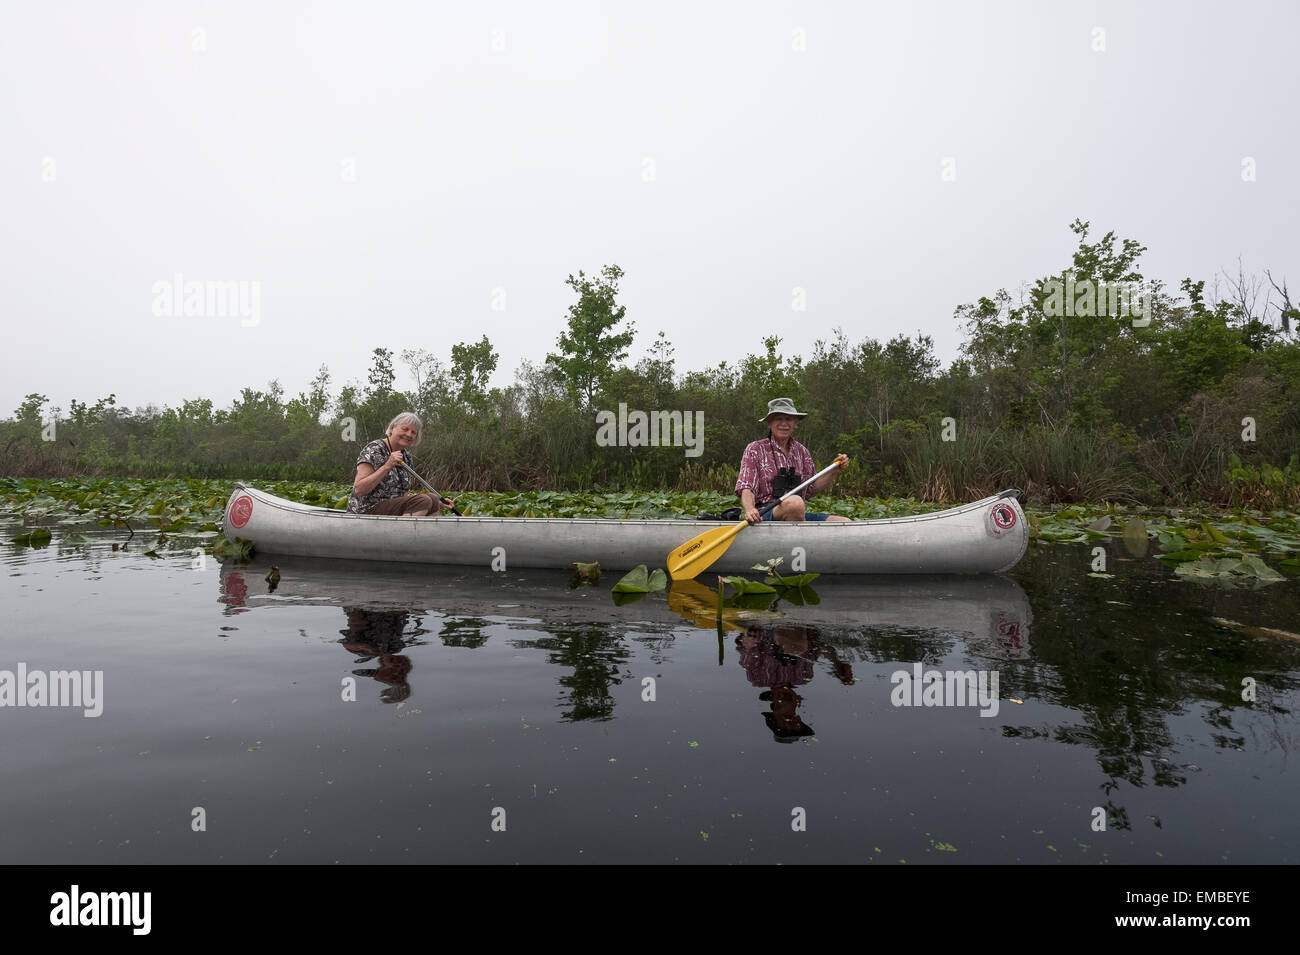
[3,0,1296,417]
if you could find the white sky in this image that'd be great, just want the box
[3,0,1296,416]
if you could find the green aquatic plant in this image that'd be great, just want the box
[0,478,954,525]
[718,576,777,596]
[1174,554,1285,585]
[10,527,52,548]
[610,564,667,604]
[749,558,821,600]
[1028,499,1297,583]
[212,536,254,562]
[1225,453,1300,509]
[611,565,666,593]
[715,569,822,609]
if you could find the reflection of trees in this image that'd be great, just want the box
[340,607,416,650]
[511,627,631,722]
[835,629,955,667]
[1101,802,1131,832]
[439,617,491,648]
[625,628,682,667]
[1006,548,1300,796]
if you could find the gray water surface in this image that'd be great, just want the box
[1,525,1297,864]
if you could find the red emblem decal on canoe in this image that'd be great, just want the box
[229,495,253,529]
[989,502,1017,535]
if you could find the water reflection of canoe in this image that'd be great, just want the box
[222,484,1029,575]
[217,560,1032,660]
[666,577,1032,659]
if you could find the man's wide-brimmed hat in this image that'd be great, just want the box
[759,397,808,422]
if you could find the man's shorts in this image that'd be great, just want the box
[760,509,830,522]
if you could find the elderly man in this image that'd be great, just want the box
[736,398,850,523]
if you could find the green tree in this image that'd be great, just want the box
[401,349,449,420]
[305,365,332,421]
[739,335,803,402]
[153,397,215,460]
[636,330,677,408]
[15,393,49,420]
[356,347,408,439]
[367,348,396,398]
[1153,279,1253,395]
[548,265,635,410]
[450,335,499,411]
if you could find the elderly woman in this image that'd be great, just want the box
[347,413,453,516]
[736,398,850,524]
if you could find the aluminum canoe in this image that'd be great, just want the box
[222,483,1029,575]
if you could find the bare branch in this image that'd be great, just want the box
[1217,256,1267,325]
[1264,269,1294,333]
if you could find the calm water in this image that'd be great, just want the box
[2,519,1297,864]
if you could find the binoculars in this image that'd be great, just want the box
[772,466,803,499]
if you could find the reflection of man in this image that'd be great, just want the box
[736,625,854,742]
[761,686,815,740]
[340,607,413,703]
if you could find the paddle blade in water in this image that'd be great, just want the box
[668,521,746,580]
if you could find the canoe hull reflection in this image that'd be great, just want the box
[217,560,1032,659]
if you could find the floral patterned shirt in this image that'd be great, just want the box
[347,439,411,513]
[735,437,817,504]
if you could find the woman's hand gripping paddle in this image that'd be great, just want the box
[384,439,462,516]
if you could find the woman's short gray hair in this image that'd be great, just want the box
[386,412,423,444]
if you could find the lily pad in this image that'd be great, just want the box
[11,528,52,547]
[1122,518,1149,557]
[1174,555,1284,584]
[1156,549,1204,564]
[611,564,667,594]
[776,585,821,606]
[766,572,821,588]
[719,576,777,596]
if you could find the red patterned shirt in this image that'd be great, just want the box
[735,437,817,504]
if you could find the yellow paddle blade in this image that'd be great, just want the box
[666,579,747,631]
[667,520,748,580]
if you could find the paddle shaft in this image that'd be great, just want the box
[668,458,843,580]
[383,440,462,515]
[754,460,841,520]
[398,463,462,515]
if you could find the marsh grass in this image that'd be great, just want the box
[5,404,1296,509]
[899,427,1143,504]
